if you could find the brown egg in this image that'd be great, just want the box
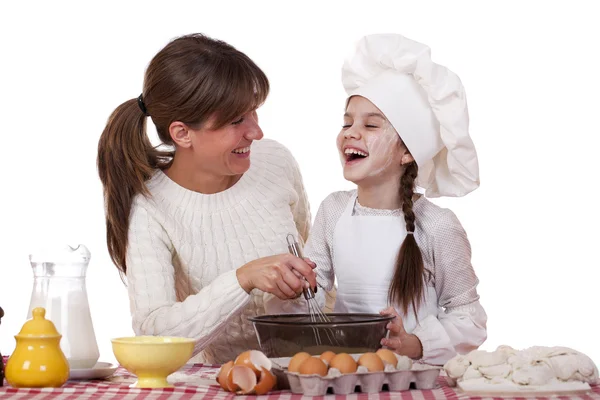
[234,350,272,378]
[358,352,385,372]
[253,367,277,395]
[329,353,358,374]
[320,351,336,364]
[376,349,398,366]
[216,360,235,391]
[288,352,311,373]
[298,357,328,376]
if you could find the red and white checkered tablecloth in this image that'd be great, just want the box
[1,362,599,400]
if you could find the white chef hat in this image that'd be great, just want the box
[342,33,480,198]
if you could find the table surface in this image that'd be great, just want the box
[1,361,599,400]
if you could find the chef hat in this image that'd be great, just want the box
[342,34,479,198]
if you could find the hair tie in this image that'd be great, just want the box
[407,231,414,235]
[137,94,149,116]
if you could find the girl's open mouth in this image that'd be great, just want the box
[344,148,369,164]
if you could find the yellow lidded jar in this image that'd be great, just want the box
[5,307,69,388]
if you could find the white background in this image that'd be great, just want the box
[1,1,599,367]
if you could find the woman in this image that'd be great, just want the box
[306,34,487,366]
[97,33,317,364]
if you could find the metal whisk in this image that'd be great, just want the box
[286,234,339,347]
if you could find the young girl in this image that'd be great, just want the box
[305,34,487,366]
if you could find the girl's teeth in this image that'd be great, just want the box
[233,146,250,154]
[344,148,368,157]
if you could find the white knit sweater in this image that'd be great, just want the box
[125,139,311,364]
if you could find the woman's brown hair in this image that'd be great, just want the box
[388,161,431,316]
[97,33,269,275]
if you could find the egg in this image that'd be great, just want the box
[298,357,328,376]
[376,349,398,366]
[288,352,311,373]
[358,352,385,372]
[234,350,272,377]
[216,360,235,391]
[320,351,336,364]
[329,353,358,374]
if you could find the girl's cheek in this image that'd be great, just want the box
[366,132,396,159]
[336,131,346,149]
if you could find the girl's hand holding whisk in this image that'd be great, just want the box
[379,307,423,360]
[236,254,317,300]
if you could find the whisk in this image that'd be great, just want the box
[286,234,340,347]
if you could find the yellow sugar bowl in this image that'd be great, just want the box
[5,307,69,388]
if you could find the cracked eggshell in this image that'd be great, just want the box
[227,365,256,393]
[234,350,272,377]
[254,367,277,395]
[227,365,278,395]
[216,361,235,391]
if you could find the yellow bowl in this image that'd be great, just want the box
[111,336,195,388]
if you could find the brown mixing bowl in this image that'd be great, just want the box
[248,313,393,357]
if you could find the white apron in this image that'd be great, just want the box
[332,193,439,333]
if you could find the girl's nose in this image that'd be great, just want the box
[344,126,361,139]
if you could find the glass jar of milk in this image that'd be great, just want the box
[27,244,100,369]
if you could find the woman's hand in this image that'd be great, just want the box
[380,307,423,360]
[236,254,317,299]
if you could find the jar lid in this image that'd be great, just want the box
[17,308,61,338]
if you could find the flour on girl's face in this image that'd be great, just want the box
[337,96,408,185]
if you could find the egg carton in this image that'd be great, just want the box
[271,355,441,395]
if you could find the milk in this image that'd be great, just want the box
[28,245,100,370]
